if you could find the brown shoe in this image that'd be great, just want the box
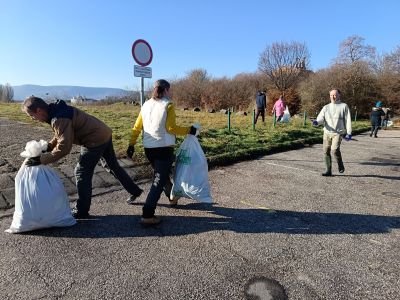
[140,216,161,226]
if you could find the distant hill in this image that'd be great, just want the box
[12,85,130,101]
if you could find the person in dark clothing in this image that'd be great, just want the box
[22,96,143,219]
[255,90,267,124]
[381,107,391,130]
[370,101,385,138]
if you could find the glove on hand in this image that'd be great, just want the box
[126,145,135,158]
[344,134,352,141]
[312,120,318,126]
[189,126,197,135]
[25,156,41,167]
[42,144,51,153]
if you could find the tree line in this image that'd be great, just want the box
[3,35,399,117]
[170,35,400,117]
[0,83,14,103]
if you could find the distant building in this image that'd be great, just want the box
[70,95,96,104]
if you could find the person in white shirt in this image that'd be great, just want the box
[127,79,197,225]
[312,89,352,176]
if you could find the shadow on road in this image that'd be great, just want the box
[359,161,400,167]
[339,174,400,180]
[25,203,400,238]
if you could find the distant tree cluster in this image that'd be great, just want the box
[171,69,271,112]
[91,91,142,106]
[0,83,14,102]
[299,35,400,116]
[168,35,399,117]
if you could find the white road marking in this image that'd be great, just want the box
[262,162,319,173]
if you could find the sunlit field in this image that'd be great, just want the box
[0,102,370,165]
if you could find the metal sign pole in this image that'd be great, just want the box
[140,77,144,106]
[132,39,153,106]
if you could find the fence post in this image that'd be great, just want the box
[227,109,231,132]
[303,111,307,127]
[252,109,255,130]
[354,110,357,122]
[273,111,276,128]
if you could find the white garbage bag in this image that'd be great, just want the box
[171,135,212,203]
[5,140,76,233]
[281,105,291,123]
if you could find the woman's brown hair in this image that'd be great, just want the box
[152,79,170,99]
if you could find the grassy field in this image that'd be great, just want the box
[0,102,370,165]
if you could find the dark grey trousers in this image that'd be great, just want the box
[142,147,174,218]
[75,139,142,214]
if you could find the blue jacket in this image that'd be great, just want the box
[256,93,267,109]
[371,107,385,126]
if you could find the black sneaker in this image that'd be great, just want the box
[71,208,90,219]
[322,171,332,176]
[126,189,143,205]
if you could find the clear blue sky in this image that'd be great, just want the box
[1,0,399,90]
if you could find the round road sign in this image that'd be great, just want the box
[132,39,153,66]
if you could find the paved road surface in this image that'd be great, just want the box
[0,119,399,299]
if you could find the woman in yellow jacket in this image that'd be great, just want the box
[127,79,196,225]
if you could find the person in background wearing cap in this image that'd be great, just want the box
[312,89,352,176]
[21,96,143,219]
[127,79,197,226]
[370,101,385,138]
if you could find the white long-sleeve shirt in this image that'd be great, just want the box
[316,101,352,135]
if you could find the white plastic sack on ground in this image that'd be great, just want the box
[281,106,291,123]
[171,135,212,203]
[5,140,76,233]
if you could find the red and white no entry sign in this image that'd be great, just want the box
[132,39,153,67]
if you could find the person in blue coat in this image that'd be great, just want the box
[370,101,385,138]
[254,90,267,124]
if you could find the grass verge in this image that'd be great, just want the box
[0,102,371,167]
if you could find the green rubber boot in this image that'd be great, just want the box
[337,152,345,173]
[322,154,332,176]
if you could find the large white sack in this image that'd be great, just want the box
[281,105,291,123]
[5,140,76,233]
[171,135,212,203]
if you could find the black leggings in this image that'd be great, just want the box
[142,147,174,218]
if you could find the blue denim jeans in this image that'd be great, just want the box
[142,147,174,218]
[74,139,142,214]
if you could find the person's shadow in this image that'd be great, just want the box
[28,203,400,238]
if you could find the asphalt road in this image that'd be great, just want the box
[1,129,399,299]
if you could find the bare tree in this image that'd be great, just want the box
[0,83,14,102]
[258,41,310,92]
[299,62,380,117]
[383,45,400,75]
[377,45,400,113]
[171,68,210,108]
[186,68,210,107]
[335,35,376,64]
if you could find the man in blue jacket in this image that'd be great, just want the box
[255,90,267,124]
[370,101,385,137]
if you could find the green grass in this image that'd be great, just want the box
[0,102,370,165]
